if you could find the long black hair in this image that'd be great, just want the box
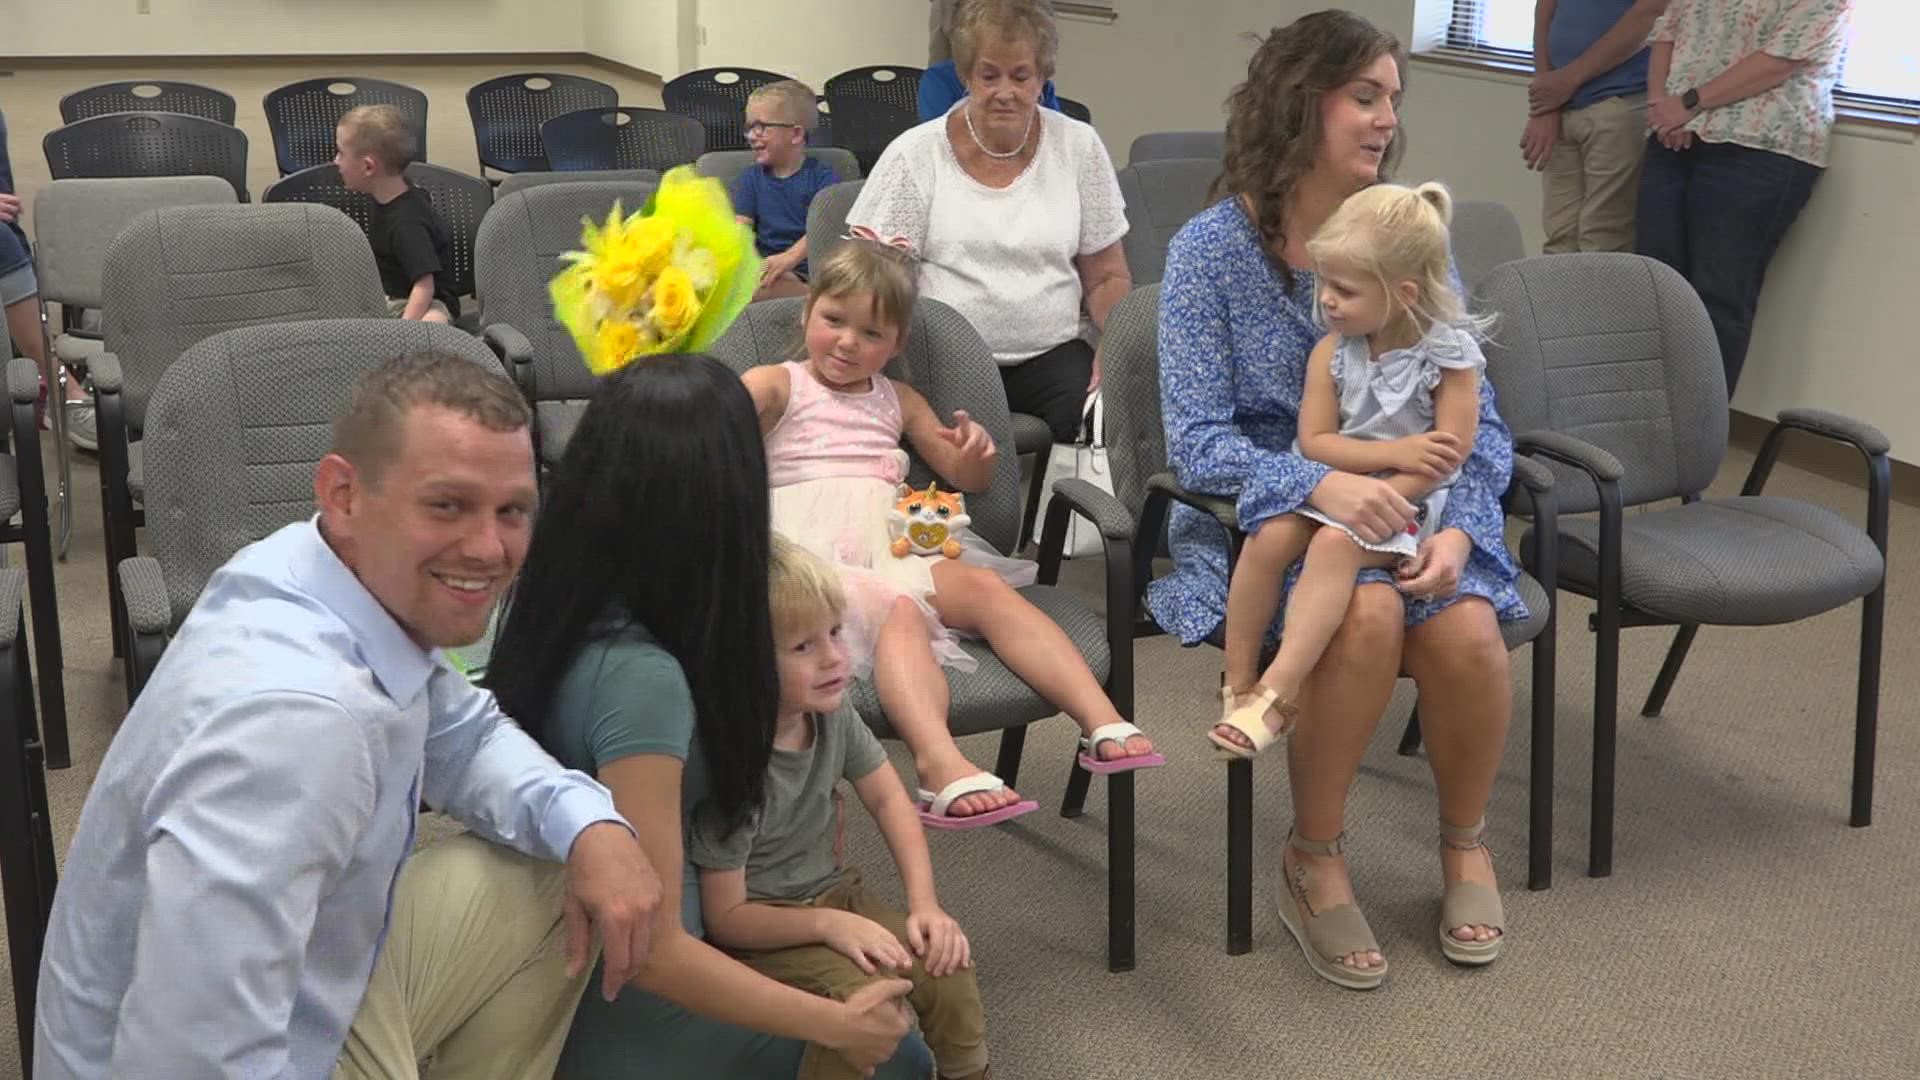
[487,354,777,832]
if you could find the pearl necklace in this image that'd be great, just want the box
[964,105,1034,160]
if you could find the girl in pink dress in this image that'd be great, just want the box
[741,239,1161,827]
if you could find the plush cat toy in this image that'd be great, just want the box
[888,482,969,559]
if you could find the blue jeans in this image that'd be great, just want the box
[0,106,30,273]
[1633,137,1820,396]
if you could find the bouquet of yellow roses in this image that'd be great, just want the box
[550,165,762,376]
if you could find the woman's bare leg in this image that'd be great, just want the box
[929,561,1151,760]
[871,596,1019,817]
[1283,583,1405,971]
[1402,597,1510,944]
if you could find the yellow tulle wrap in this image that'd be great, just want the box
[549,166,761,376]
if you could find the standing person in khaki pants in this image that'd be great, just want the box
[1521,1,1670,252]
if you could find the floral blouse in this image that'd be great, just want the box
[1653,0,1853,167]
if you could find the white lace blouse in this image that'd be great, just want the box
[847,104,1129,365]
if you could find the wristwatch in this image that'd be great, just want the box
[1681,87,1701,111]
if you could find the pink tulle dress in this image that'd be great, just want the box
[766,361,1036,675]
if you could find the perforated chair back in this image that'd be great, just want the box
[823,66,923,174]
[59,81,236,125]
[803,179,864,271]
[494,169,660,199]
[1116,159,1217,286]
[709,296,1022,552]
[1058,96,1093,123]
[30,177,237,309]
[42,113,250,201]
[1094,285,1166,520]
[1477,253,1728,513]
[1127,130,1224,165]
[1450,200,1528,301]
[263,163,493,297]
[540,107,707,173]
[466,72,619,175]
[101,203,388,432]
[475,181,661,407]
[142,320,509,625]
[263,77,428,176]
[696,147,861,189]
[662,67,792,152]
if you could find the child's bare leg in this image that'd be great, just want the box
[928,562,1152,760]
[1222,514,1317,693]
[1214,528,1400,752]
[871,596,1020,817]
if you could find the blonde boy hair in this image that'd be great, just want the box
[1307,180,1487,337]
[805,240,920,342]
[338,104,417,175]
[769,533,846,640]
[746,80,820,136]
[952,0,1060,81]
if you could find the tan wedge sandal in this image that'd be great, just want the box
[1206,684,1298,760]
[1438,817,1506,966]
[1275,831,1387,990]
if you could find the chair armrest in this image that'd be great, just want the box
[1774,408,1890,458]
[1514,431,1624,483]
[1502,452,1553,517]
[117,557,173,636]
[0,567,24,649]
[1146,472,1239,532]
[1048,478,1134,542]
[89,351,124,394]
[7,356,39,405]
[482,323,537,399]
[1034,479,1140,722]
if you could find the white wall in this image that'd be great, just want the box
[9,0,587,56]
[690,0,925,90]
[1053,0,1920,466]
[585,0,694,78]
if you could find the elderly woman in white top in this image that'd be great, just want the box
[850,0,1131,446]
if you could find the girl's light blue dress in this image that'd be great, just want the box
[1146,199,1528,645]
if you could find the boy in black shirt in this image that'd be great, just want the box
[333,105,457,322]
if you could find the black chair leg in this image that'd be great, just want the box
[1396,702,1422,756]
[1060,757,1092,818]
[993,725,1029,791]
[1590,492,1623,878]
[1851,586,1884,827]
[1107,771,1136,972]
[1017,450,1048,550]
[1226,757,1253,955]
[1640,624,1699,718]
[1528,628,1556,891]
[0,617,54,1066]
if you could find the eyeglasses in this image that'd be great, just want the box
[745,121,801,136]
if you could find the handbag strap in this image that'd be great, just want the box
[1079,392,1105,449]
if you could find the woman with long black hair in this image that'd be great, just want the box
[486,354,929,1079]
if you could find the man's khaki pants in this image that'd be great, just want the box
[1543,93,1648,254]
[334,834,592,1079]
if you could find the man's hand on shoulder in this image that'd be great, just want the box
[563,821,663,1001]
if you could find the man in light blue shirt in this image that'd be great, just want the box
[35,352,663,1078]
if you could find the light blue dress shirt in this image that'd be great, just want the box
[34,519,627,1079]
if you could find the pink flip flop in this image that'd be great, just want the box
[917,774,1040,830]
[1076,722,1167,774]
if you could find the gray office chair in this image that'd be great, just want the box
[1450,200,1527,301]
[1088,285,1559,954]
[494,169,661,199]
[710,296,1147,973]
[1127,130,1225,165]
[802,178,864,270]
[1477,253,1888,878]
[474,180,660,467]
[1116,158,1218,286]
[30,176,239,558]
[697,147,863,189]
[118,320,518,698]
[92,203,388,695]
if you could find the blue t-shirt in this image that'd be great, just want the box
[729,155,840,269]
[1549,0,1651,111]
[916,59,1062,123]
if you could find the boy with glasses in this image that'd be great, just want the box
[733,80,841,301]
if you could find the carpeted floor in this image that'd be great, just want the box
[2,436,1916,1079]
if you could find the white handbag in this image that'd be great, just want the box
[1034,394,1114,559]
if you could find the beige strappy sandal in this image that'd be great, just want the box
[1276,831,1387,990]
[1207,684,1298,760]
[1438,817,1506,966]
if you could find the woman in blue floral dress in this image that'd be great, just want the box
[1148,10,1525,987]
